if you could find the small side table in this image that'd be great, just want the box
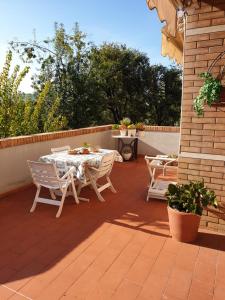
[112,136,139,161]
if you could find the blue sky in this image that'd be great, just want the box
[0,0,171,92]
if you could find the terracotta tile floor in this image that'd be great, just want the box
[0,158,225,300]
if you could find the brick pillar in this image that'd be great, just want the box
[179,0,225,232]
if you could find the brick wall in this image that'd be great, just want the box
[179,0,225,232]
[0,125,112,149]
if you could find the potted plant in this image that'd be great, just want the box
[136,122,145,137]
[127,124,136,137]
[112,124,120,136]
[167,153,178,166]
[193,72,222,116]
[82,142,91,154]
[122,146,132,161]
[120,117,131,127]
[166,181,217,243]
[119,124,127,136]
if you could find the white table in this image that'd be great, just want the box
[40,149,120,183]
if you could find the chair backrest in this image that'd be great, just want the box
[51,145,71,153]
[27,160,63,189]
[145,156,154,179]
[96,152,116,178]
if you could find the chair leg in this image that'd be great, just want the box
[30,186,41,213]
[91,179,105,202]
[146,193,150,202]
[50,189,56,200]
[56,187,68,218]
[106,176,116,193]
[71,180,79,204]
[77,182,83,196]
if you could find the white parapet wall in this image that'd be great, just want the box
[138,130,180,156]
[0,125,180,196]
[0,126,114,195]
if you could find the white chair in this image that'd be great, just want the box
[77,152,116,202]
[27,160,79,218]
[51,145,71,153]
[145,155,177,201]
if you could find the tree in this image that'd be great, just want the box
[10,23,182,128]
[0,51,67,138]
[89,43,151,123]
[11,23,104,128]
[147,65,182,126]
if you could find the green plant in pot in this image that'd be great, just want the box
[122,146,132,161]
[136,122,145,137]
[193,72,222,116]
[166,181,217,243]
[127,124,136,137]
[112,124,120,136]
[112,124,120,130]
[135,122,145,131]
[119,124,127,136]
[120,117,131,127]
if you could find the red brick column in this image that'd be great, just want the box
[179,0,225,231]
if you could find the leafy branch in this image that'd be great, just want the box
[193,72,222,116]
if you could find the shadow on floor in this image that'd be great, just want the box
[0,157,224,293]
[0,158,170,286]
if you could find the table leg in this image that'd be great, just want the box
[134,138,138,159]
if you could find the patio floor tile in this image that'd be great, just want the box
[0,157,225,299]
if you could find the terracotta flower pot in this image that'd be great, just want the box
[167,206,201,243]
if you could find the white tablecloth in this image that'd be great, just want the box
[40,149,122,182]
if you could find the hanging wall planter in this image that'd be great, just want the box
[193,50,225,116]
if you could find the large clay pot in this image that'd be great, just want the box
[167,206,201,243]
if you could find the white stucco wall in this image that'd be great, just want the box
[138,131,180,156]
[0,130,115,195]
[0,128,180,195]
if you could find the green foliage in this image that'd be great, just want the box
[10,23,182,128]
[112,124,120,130]
[120,117,131,127]
[135,122,145,130]
[193,72,222,116]
[0,51,67,138]
[147,65,182,126]
[119,124,127,130]
[127,124,136,129]
[83,142,90,148]
[166,181,218,216]
[167,153,178,159]
[89,43,153,124]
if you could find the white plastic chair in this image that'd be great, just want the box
[77,152,116,202]
[27,160,79,218]
[51,145,71,153]
[145,155,177,201]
